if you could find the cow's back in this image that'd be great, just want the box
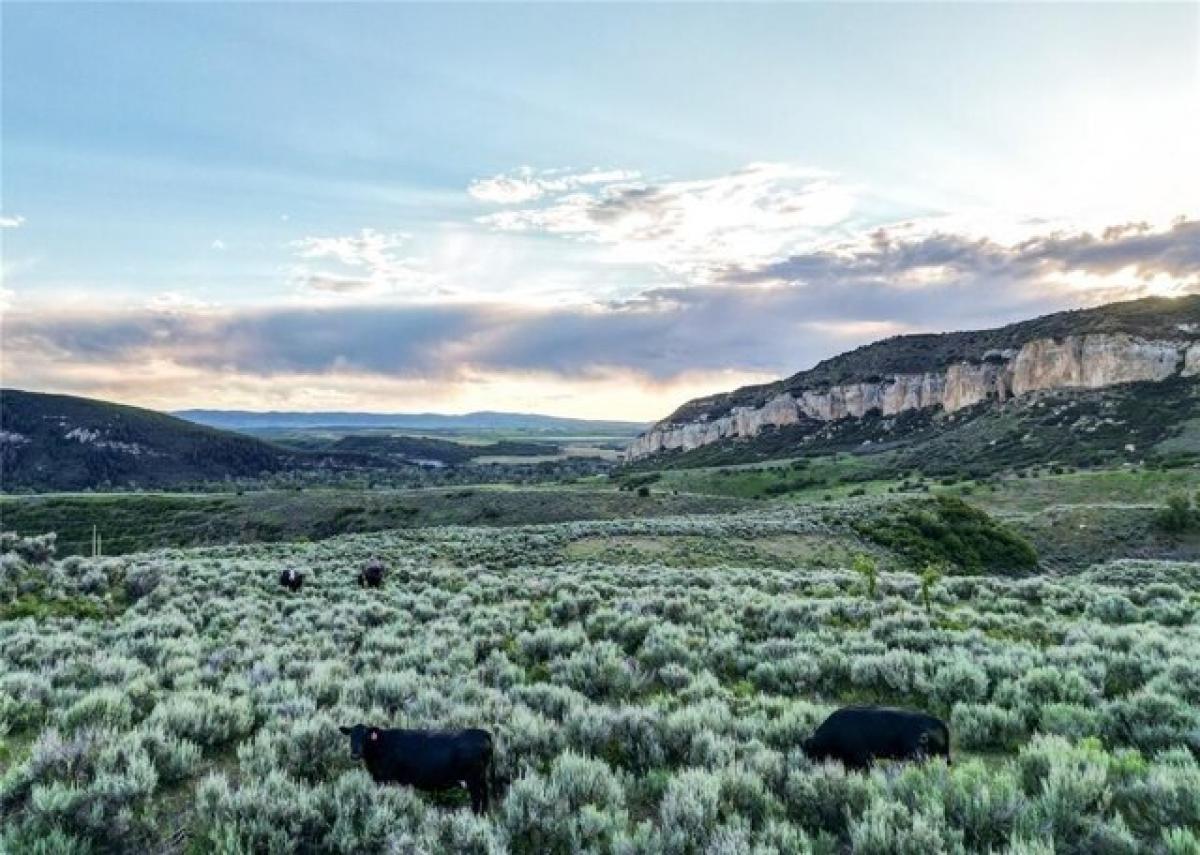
[367,728,492,788]
[810,706,945,763]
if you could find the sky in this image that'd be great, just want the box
[2,2,1199,420]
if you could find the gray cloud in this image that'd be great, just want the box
[7,219,1197,404]
[0,284,1119,388]
[734,218,1200,288]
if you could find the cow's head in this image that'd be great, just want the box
[339,723,381,761]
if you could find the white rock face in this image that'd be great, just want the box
[626,333,1194,460]
[1010,334,1180,396]
[1183,344,1200,377]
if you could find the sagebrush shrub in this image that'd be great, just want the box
[2,518,1198,852]
[148,690,255,747]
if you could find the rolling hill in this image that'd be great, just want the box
[0,389,297,491]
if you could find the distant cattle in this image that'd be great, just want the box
[802,706,950,770]
[279,568,304,592]
[358,560,385,588]
[339,724,494,813]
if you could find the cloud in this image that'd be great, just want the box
[475,163,856,281]
[468,166,641,204]
[289,228,435,298]
[292,228,411,268]
[9,216,1198,394]
[211,239,227,251]
[0,215,25,228]
[1,299,777,419]
[729,217,1200,297]
[6,181,1198,419]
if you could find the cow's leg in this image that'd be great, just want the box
[467,774,486,814]
[848,752,871,772]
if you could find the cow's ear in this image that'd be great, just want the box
[339,725,351,735]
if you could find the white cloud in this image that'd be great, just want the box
[289,228,435,298]
[0,215,26,229]
[292,228,411,268]
[468,166,641,205]
[211,239,227,251]
[145,292,215,314]
[475,163,856,282]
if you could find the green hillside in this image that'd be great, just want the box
[0,389,292,491]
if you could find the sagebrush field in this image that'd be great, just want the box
[2,506,1199,854]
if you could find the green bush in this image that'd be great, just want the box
[1154,494,1198,534]
[853,497,1039,574]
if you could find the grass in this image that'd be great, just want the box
[639,452,905,500]
[563,533,872,569]
[0,487,749,556]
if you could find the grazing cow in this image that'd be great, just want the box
[358,560,385,588]
[339,724,495,813]
[279,568,304,592]
[802,706,950,770]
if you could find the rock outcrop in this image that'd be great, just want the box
[626,333,1192,460]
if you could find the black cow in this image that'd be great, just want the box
[279,568,304,592]
[358,560,385,588]
[802,706,950,770]
[339,724,494,813]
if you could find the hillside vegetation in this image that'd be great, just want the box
[629,376,1200,477]
[0,487,748,557]
[1,389,292,491]
[668,295,1200,424]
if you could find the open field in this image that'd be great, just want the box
[251,425,635,463]
[620,462,1200,571]
[7,461,1200,570]
[0,487,747,557]
[2,510,1199,853]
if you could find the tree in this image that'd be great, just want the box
[852,553,878,599]
[919,562,944,615]
[1155,493,1196,534]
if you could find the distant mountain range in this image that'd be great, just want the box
[174,409,646,434]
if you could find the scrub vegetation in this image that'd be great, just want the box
[2,507,1198,853]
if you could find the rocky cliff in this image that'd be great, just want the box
[627,296,1200,461]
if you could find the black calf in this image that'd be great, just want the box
[358,560,385,588]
